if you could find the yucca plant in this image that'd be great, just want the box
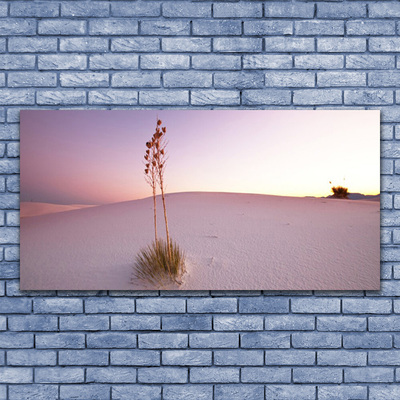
[133,239,185,287]
[331,185,349,199]
[133,118,185,287]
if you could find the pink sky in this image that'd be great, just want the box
[20,110,380,205]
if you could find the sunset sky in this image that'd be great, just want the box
[20,110,380,205]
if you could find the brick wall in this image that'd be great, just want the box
[1,1,400,399]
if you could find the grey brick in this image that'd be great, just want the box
[213,3,262,18]
[0,19,36,36]
[9,37,57,53]
[0,367,32,383]
[112,2,159,17]
[265,315,315,331]
[86,367,136,383]
[0,333,33,348]
[162,38,210,53]
[292,333,341,349]
[242,367,291,383]
[60,315,109,331]
[33,298,82,314]
[141,55,189,70]
[265,350,315,365]
[214,315,263,331]
[293,367,342,383]
[35,367,84,383]
[317,3,366,19]
[193,20,241,36]
[90,54,138,70]
[191,90,239,106]
[89,89,138,104]
[38,54,87,70]
[318,385,367,400]
[192,55,241,70]
[265,385,316,400]
[110,350,159,366]
[370,38,400,53]
[163,71,211,88]
[62,2,110,17]
[318,71,366,87]
[265,72,315,88]
[189,333,238,348]
[214,38,262,53]
[11,2,59,17]
[343,299,392,314]
[369,350,400,366]
[138,367,187,383]
[215,385,264,400]
[318,350,366,366]
[242,89,291,105]
[162,350,211,366]
[346,55,395,69]
[163,385,212,400]
[112,71,160,88]
[190,367,239,383]
[85,298,135,313]
[0,297,30,313]
[38,20,86,35]
[370,3,400,18]
[0,55,35,70]
[112,38,160,52]
[244,21,292,36]
[163,2,210,18]
[60,73,109,88]
[7,349,56,366]
[162,315,211,331]
[318,38,366,53]
[112,385,161,400]
[343,333,392,349]
[295,55,344,69]
[8,315,57,331]
[111,315,160,330]
[295,20,344,36]
[264,2,314,18]
[37,90,86,105]
[369,316,400,331]
[241,332,290,349]
[293,298,341,313]
[87,332,136,349]
[239,297,289,313]
[139,333,187,349]
[345,367,393,383]
[214,350,263,366]
[60,38,108,53]
[264,37,314,52]
[141,21,189,36]
[89,19,138,35]
[9,385,58,399]
[317,316,366,331]
[59,350,109,366]
[347,20,395,36]
[139,90,188,105]
[370,386,400,400]
[60,385,110,400]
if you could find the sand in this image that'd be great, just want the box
[20,202,95,218]
[20,192,380,291]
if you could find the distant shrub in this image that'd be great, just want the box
[133,239,185,288]
[331,186,349,199]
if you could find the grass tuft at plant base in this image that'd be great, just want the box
[132,239,186,288]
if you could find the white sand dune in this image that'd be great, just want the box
[20,192,380,291]
[20,202,95,218]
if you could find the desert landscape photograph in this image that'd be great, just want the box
[20,110,380,290]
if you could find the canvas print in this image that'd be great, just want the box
[20,110,380,290]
